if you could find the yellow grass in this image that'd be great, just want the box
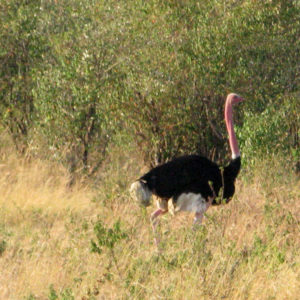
[0,148,299,299]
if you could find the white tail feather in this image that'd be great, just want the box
[130,181,152,207]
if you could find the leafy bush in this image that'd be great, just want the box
[33,0,121,175]
[114,0,300,166]
[91,219,127,278]
[0,0,49,152]
[238,93,299,166]
[1,0,299,170]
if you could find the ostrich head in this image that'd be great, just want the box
[227,93,244,105]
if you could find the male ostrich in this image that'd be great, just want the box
[130,93,244,243]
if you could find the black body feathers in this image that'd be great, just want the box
[139,155,241,205]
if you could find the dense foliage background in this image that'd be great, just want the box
[1,0,299,171]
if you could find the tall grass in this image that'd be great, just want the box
[0,143,299,299]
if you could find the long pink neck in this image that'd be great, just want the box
[225,98,240,159]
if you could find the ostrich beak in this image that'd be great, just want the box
[237,96,244,103]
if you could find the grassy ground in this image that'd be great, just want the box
[0,147,299,300]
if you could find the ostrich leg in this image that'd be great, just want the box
[150,208,167,247]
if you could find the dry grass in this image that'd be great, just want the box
[0,147,299,300]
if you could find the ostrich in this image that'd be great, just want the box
[130,93,244,243]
